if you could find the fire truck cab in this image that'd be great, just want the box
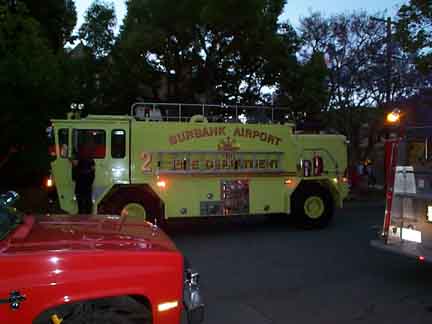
[47,103,349,228]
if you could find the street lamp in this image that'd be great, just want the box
[386,108,401,124]
[383,108,403,193]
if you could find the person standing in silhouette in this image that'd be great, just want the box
[71,151,95,214]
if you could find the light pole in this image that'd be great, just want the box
[384,108,402,192]
[370,16,397,104]
[385,17,393,104]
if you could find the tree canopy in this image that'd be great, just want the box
[117,0,299,105]
[21,0,77,51]
[1,0,432,184]
[79,0,116,58]
[397,0,432,74]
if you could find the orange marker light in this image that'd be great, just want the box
[158,301,178,312]
[284,179,293,185]
[157,180,167,189]
[46,177,54,188]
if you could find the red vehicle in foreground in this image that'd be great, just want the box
[0,191,204,324]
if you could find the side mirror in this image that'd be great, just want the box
[0,191,20,208]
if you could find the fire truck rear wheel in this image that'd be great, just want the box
[292,183,333,228]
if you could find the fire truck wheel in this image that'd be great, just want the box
[292,183,333,228]
[120,202,147,221]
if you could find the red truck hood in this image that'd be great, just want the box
[2,214,178,254]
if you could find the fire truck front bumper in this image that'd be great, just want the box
[371,239,432,263]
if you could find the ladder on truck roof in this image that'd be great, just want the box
[130,102,293,124]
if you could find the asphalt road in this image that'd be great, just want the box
[168,201,432,324]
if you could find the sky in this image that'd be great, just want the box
[74,0,405,34]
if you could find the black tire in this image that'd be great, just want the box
[63,306,136,324]
[291,183,334,229]
[107,199,151,223]
[35,297,151,324]
[98,187,165,227]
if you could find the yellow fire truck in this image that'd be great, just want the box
[47,103,349,228]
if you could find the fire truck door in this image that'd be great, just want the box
[72,126,130,211]
[52,128,77,214]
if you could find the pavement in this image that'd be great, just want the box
[346,184,385,202]
[172,199,432,324]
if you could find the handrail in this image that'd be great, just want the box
[130,102,293,124]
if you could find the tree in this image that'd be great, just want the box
[59,1,118,115]
[78,0,116,59]
[274,51,329,127]
[397,0,432,74]
[21,0,77,51]
[0,1,62,182]
[116,0,299,107]
[299,12,421,162]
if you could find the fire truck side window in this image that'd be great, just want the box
[111,130,126,159]
[58,129,69,158]
[74,129,106,159]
